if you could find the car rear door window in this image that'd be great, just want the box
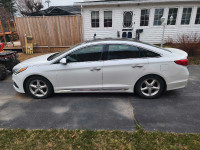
[67,45,104,63]
[140,48,161,57]
[107,44,141,60]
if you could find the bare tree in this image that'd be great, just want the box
[0,6,11,22]
[0,6,11,31]
[15,0,44,16]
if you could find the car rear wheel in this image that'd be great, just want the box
[135,75,165,99]
[25,76,53,99]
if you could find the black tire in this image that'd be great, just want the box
[0,64,7,81]
[25,76,54,99]
[135,75,165,99]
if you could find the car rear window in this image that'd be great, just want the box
[140,48,161,57]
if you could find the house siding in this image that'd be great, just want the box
[81,2,200,44]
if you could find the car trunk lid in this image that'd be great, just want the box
[165,48,188,58]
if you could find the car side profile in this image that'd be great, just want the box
[12,39,189,99]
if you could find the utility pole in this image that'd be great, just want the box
[45,0,51,8]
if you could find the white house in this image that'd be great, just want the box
[75,0,200,44]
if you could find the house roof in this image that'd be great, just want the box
[30,6,81,16]
[75,0,200,6]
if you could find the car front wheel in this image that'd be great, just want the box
[25,76,53,99]
[135,75,165,99]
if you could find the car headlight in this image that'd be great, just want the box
[13,67,28,75]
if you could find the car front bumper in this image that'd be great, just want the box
[12,74,25,93]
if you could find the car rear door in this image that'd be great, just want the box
[102,44,149,92]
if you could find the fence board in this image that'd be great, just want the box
[15,15,83,52]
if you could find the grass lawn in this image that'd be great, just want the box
[0,129,200,149]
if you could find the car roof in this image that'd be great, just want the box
[84,38,138,44]
[79,38,172,55]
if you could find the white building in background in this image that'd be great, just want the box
[75,0,200,44]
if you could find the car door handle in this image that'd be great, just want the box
[132,65,144,68]
[90,67,101,71]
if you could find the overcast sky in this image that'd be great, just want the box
[43,0,84,8]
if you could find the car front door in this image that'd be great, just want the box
[54,45,104,92]
[103,44,149,91]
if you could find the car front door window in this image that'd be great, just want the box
[67,45,104,63]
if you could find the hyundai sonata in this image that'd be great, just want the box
[13,39,189,99]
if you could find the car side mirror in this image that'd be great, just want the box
[60,58,67,65]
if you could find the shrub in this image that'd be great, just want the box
[166,33,200,56]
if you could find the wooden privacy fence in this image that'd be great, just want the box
[15,15,83,52]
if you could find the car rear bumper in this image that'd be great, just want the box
[166,65,189,91]
[167,79,188,91]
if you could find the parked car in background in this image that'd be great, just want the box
[12,39,189,99]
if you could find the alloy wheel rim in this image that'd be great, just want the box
[140,78,160,97]
[29,80,48,97]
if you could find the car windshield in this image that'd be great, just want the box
[47,43,82,61]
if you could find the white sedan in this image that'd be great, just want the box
[12,39,189,99]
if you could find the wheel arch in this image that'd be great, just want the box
[134,74,167,92]
[23,75,54,93]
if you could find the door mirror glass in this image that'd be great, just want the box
[60,58,67,65]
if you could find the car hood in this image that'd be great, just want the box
[14,53,54,69]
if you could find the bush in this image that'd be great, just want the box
[166,33,200,56]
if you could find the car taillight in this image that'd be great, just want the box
[174,59,188,66]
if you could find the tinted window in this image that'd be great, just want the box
[67,45,104,63]
[167,8,178,25]
[154,8,164,26]
[140,9,150,26]
[107,45,141,60]
[104,11,112,27]
[140,48,160,57]
[181,8,192,25]
[91,11,99,28]
[195,7,200,24]
[123,11,133,27]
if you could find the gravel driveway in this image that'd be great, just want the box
[0,66,200,133]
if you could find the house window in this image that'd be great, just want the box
[195,7,200,24]
[140,9,150,26]
[104,11,112,27]
[123,11,133,27]
[181,8,192,25]
[167,8,178,25]
[154,8,164,26]
[91,11,99,28]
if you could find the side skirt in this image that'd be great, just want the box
[55,88,131,93]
